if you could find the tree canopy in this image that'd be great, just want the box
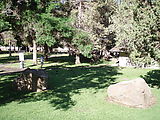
[110,0,160,66]
[0,0,159,65]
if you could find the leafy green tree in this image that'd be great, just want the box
[67,0,116,64]
[110,0,160,66]
[35,15,56,60]
[34,1,72,60]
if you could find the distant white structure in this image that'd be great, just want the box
[52,47,69,53]
[109,47,131,67]
[109,47,159,68]
[0,46,19,51]
[118,56,131,67]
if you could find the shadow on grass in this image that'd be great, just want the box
[0,74,29,106]
[47,55,93,65]
[0,65,121,110]
[48,55,75,65]
[0,55,19,64]
[142,70,160,88]
[0,70,4,73]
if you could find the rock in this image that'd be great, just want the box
[14,68,48,92]
[107,78,155,108]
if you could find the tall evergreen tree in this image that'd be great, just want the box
[110,0,160,66]
[67,0,116,64]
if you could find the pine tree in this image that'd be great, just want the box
[110,0,160,66]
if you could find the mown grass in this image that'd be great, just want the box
[0,54,160,120]
[0,52,43,65]
[0,53,111,69]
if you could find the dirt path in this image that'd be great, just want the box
[0,64,26,75]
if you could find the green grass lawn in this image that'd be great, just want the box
[0,54,160,120]
[0,52,110,69]
[0,52,43,65]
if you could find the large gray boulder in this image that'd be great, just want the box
[107,78,155,108]
[14,68,48,92]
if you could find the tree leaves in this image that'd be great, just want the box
[110,0,160,65]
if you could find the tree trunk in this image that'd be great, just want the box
[33,40,37,65]
[26,46,28,52]
[40,46,43,53]
[9,40,12,57]
[49,47,53,53]
[14,45,16,53]
[44,44,48,61]
[18,46,20,51]
[75,54,81,64]
[78,1,82,28]
[28,44,31,53]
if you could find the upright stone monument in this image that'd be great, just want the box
[19,51,25,68]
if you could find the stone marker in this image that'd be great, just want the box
[107,78,155,108]
[14,68,48,92]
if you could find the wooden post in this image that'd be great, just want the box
[33,40,37,65]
